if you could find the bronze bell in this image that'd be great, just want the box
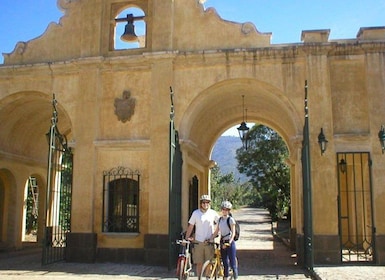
[120,21,138,42]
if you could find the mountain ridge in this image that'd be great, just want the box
[211,136,248,182]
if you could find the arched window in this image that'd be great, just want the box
[114,7,146,50]
[22,176,39,242]
[103,167,140,233]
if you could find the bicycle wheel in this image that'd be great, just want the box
[201,260,218,280]
[176,257,186,280]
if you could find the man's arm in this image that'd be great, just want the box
[185,223,195,240]
[211,223,219,241]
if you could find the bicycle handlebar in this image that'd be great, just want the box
[175,239,191,245]
[205,240,230,247]
[204,241,220,246]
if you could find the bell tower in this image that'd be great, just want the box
[103,0,152,56]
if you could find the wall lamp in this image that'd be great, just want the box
[237,95,250,150]
[339,158,347,173]
[379,125,385,154]
[115,14,145,42]
[317,128,328,155]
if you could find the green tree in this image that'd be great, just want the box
[210,165,253,210]
[236,125,290,221]
[59,149,73,232]
[25,180,38,234]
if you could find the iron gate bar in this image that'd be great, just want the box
[301,80,314,272]
[168,87,183,270]
[42,94,73,265]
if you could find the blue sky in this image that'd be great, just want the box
[0,0,384,135]
[1,0,383,62]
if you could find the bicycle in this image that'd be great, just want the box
[200,241,236,280]
[175,239,194,280]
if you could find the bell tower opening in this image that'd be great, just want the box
[110,3,147,51]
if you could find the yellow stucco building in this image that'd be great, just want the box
[1,0,385,268]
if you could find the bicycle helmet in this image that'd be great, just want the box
[200,194,211,202]
[221,200,232,209]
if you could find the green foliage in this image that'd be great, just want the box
[24,149,73,235]
[25,184,38,234]
[59,149,73,232]
[236,125,290,221]
[210,165,253,211]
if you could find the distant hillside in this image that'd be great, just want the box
[211,136,249,183]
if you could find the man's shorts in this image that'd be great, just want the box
[192,242,214,264]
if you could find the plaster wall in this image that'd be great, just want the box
[0,0,385,265]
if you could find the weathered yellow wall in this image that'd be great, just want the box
[1,0,385,264]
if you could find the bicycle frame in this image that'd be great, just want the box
[201,242,224,280]
[175,239,193,280]
[201,241,237,280]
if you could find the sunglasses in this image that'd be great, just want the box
[201,201,211,204]
[221,208,230,211]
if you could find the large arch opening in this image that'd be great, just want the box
[21,174,46,244]
[0,91,72,250]
[179,78,301,156]
[178,78,303,260]
[0,91,73,164]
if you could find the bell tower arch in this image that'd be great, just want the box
[103,0,152,55]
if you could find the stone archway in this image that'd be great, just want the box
[178,77,303,249]
[0,91,72,163]
[21,173,46,244]
[0,91,72,250]
[179,78,302,156]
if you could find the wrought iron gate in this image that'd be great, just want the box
[337,152,375,263]
[168,87,183,270]
[42,95,73,265]
[301,81,314,271]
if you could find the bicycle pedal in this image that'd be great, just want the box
[188,271,195,276]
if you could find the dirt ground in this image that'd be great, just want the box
[231,207,309,278]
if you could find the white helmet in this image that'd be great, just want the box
[221,200,232,209]
[200,194,211,202]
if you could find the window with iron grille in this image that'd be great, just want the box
[337,152,374,263]
[102,166,140,233]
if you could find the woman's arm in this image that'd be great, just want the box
[229,222,236,243]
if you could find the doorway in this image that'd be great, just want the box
[22,177,39,243]
[189,176,198,216]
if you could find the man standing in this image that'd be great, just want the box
[185,194,219,278]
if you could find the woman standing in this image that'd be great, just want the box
[211,200,238,280]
